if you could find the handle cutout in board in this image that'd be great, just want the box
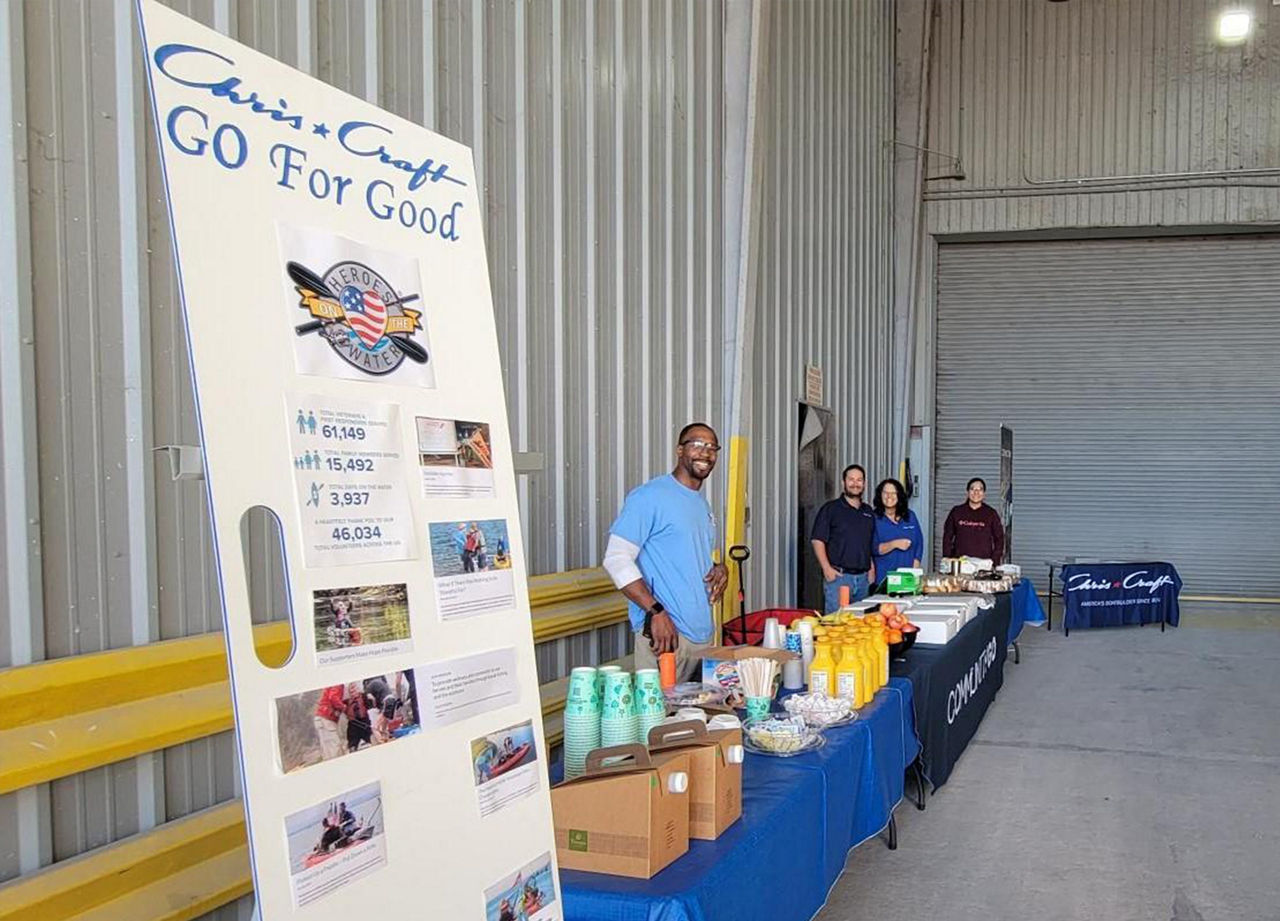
[240,504,297,669]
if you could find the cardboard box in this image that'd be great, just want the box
[910,611,963,645]
[551,744,692,879]
[647,720,744,840]
[911,596,980,625]
[700,646,798,704]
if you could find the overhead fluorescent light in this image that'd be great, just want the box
[1217,9,1253,44]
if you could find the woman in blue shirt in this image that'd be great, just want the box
[872,478,924,580]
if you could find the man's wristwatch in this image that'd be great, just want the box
[642,602,666,639]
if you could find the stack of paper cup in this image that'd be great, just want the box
[782,630,805,690]
[563,667,601,779]
[762,617,783,650]
[634,669,667,744]
[596,665,621,703]
[601,670,638,747]
[797,620,816,677]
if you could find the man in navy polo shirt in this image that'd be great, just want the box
[810,464,877,613]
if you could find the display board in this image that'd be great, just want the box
[137,3,561,919]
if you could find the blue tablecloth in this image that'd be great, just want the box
[1059,562,1182,630]
[1009,578,1045,643]
[560,678,919,921]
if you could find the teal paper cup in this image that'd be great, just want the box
[602,671,634,720]
[745,696,772,721]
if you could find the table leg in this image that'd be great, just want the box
[910,759,927,810]
[1010,641,1021,665]
[1046,564,1054,631]
[885,815,898,851]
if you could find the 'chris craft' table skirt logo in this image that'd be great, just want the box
[1066,571,1176,593]
[287,260,427,375]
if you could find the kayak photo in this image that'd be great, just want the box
[428,519,517,620]
[484,851,558,921]
[416,416,496,499]
[470,719,540,818]
[274,669,421,773]
[284,781,387,908]
[311,582,413,667]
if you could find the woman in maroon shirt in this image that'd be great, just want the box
[942,477,1005,563]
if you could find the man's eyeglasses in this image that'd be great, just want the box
[680,440,722,454]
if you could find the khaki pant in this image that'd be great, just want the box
[633,631,714,684]
[314,715,344,761]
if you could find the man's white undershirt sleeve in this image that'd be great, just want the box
[603,534,644,589]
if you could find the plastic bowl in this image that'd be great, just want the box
[781,693,854,728]
[742,715,823,754]
[888,630,917,658]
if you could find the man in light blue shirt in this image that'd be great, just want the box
[603,423,728,682]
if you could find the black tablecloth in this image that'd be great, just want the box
[890,593,1011,790]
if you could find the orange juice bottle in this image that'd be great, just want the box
[809,642,836,696]
[873,630,890,687]
[856,639,876,700]
[836,643,864,707]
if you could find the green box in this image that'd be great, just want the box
[886,569,921,595]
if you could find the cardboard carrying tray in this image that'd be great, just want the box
[647,720,743,841]
[701,645,799,705]
[551,744,692,879]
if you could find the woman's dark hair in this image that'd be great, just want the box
[967,477,986,491]
[873,478,909,519]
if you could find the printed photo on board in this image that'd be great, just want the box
[427,520,516,620]
[416,416,496,498]
[483,852,558,921]
[470,719,540,818]
[275,670,420,773]
[285,781,388,907]
[277,223,436,386]
[312,583,413,666]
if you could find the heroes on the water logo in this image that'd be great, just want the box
[288,259,428,375]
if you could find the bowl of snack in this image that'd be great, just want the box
[781,693,856,728]
[663,682,726,709]
[741,715,825,757]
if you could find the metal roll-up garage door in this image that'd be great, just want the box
[934,235,1280,597]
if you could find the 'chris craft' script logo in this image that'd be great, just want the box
[153,43,466,191]
[1066,571,1176,594]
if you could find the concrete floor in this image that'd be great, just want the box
[820,603,1280,921]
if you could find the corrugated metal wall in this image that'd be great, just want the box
[0,0,728,902]
[901,0,1280,523]
[747,0,897,606]
[921,0,1280,234]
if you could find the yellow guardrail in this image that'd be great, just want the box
[0,569,626,794]
[0,568,629,921]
